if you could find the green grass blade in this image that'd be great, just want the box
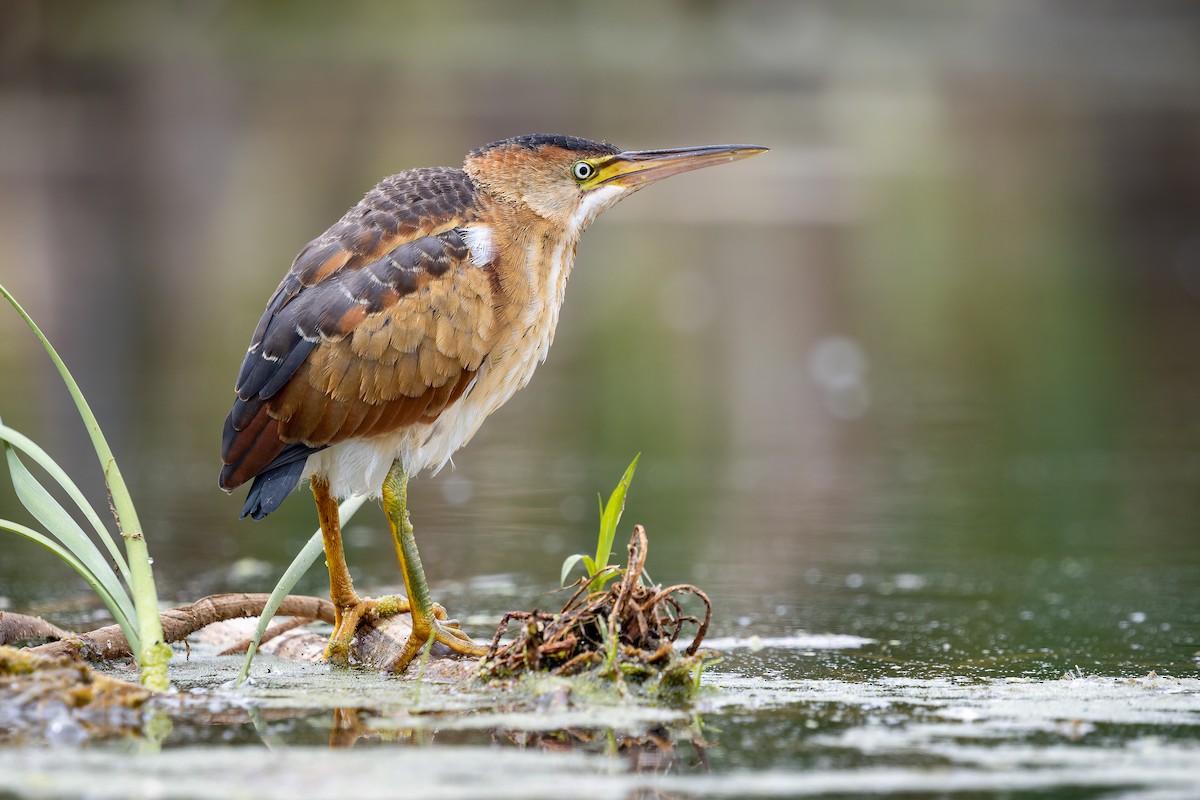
[234,494,367,686]
[0,422,131,586]
[559,553,587,586]
[594,453,640,575]
[1,283,166,689]
[3,442,137,629]
[0,285,129,523]
[0,518,140,652]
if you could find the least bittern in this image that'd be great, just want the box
[219,134,766,671]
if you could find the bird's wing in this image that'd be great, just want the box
[219,167,499,490]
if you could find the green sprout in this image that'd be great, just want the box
[0,284,170,690]
[560,453,640,592]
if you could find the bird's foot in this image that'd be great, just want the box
[386,603,489,673]
[324,593,412,665]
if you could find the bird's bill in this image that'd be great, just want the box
[599,144,768,188]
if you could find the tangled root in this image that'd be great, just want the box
[481,525,711,680]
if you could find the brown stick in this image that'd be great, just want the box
[0,611,73,644]
[607,525,649,647]
[28,593,335,661]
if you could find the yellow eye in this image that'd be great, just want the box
[572,161,595,181]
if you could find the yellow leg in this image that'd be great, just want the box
[381,460,488,672]
[312,475,410,663]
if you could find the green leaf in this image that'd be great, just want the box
[594,453,640,576]
[589,565,618,592]
[0,517,140,652]
[235,494,368,686]
[3,442,138,637]
[0,286,131,527]
[0,422,131,587]
[560,553,587,586]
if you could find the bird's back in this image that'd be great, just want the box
[220,166,509,517]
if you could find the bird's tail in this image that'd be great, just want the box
[240,459,308,520]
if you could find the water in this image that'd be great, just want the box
[2,373,1196,796]
[2,3,1200,797]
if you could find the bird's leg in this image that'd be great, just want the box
[312,475,411,664]
[381,460,488,672]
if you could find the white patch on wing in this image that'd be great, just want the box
[461,225,497,266]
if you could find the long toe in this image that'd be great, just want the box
[325,595,413,664]
[387,617,489,673]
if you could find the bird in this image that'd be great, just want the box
[218,133,767,671]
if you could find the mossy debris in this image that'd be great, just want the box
[0,645,150,744]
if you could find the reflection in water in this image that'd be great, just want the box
[328,705,712,779]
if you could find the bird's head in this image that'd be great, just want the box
[464,134,767,235]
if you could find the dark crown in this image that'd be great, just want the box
[471,134,620,158]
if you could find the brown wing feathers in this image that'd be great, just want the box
[219,168,493,498]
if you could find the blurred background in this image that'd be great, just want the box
[1,1,1197,671]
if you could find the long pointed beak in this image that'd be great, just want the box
[599,143,768,189]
